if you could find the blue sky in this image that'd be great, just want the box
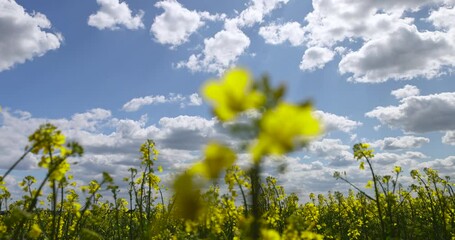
[1,0,455,200]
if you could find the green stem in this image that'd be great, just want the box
[51,179,57,240]
[56,185,64,239]
[363,154,386,239]
[233,174,249,216]
[250,163,261,240]
[1,145,34,181]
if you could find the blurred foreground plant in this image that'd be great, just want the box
[173,68,322,239]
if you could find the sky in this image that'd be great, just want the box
[1,0,455,202]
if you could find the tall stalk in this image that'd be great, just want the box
[250,163,261,240]
[362,153,386,239]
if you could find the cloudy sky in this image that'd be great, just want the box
[1,0,455,201]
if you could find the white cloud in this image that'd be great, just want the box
[68,108,112,131]
[428,5,455,30]
[157,115,230,150]
[371,135,430,150]
[442,131,455,145]
[122,95,167,112]
[177,27,250,74]
[188,93,203,106]
[366,92,455,133]
[300,46,335,71]
[375,151,427,166]
[391,85,420,99]
[339,25,455,82]
[259,21,305,46]
[122,93,202,112]
[88,0,144,30]
[178,0,289,73]
[151,0,225,47]
[0,0,63,72]
[253,0,455,81]
[224,0,290,29]
[151,0,202,46]
[314,110,362,133]
[306,138,352,163]
[267,157,347,199]
[419,155,455,177]
[302,0,439,47]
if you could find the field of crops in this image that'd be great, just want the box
[1,69,455,239]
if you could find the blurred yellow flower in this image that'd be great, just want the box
[192,142,236,179]
[359,161,365,170]
[261,229,281,240]
[202,68,265,121]
[28,224,42,239]
[173,173,203,220]
[251,102,320,162]
[49,160,70,182]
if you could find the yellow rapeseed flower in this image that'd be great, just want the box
[202,68,265,121]
[49,160,70,182]
[192,142,236,179]
[251,102,320,162]
[353,143,374,160]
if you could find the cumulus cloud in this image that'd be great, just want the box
[442,131,455,145]
[270,156,347,198]
[314,110,362,133]
[258,22,305,46]
[177,27,250,73]
[151,0,225,47]
[88,0,144,30]
[258,0,455,81]
[391,85,420,99]
[371,135,430,150]
[300,46,335,71]
[428,5,455,30]
[366,92,455,133]
[375,151,427,167]
[177,0,289,73]
[122,93,202,112]
[122,95,167,112]
[419,155,455,176]
[304,0,439,44]
[306,138,352,164]
[0,0,63,72]
[224,0,289,29]
[157,115,229,150]
[188,93,203,106]
[339,25,455,82]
